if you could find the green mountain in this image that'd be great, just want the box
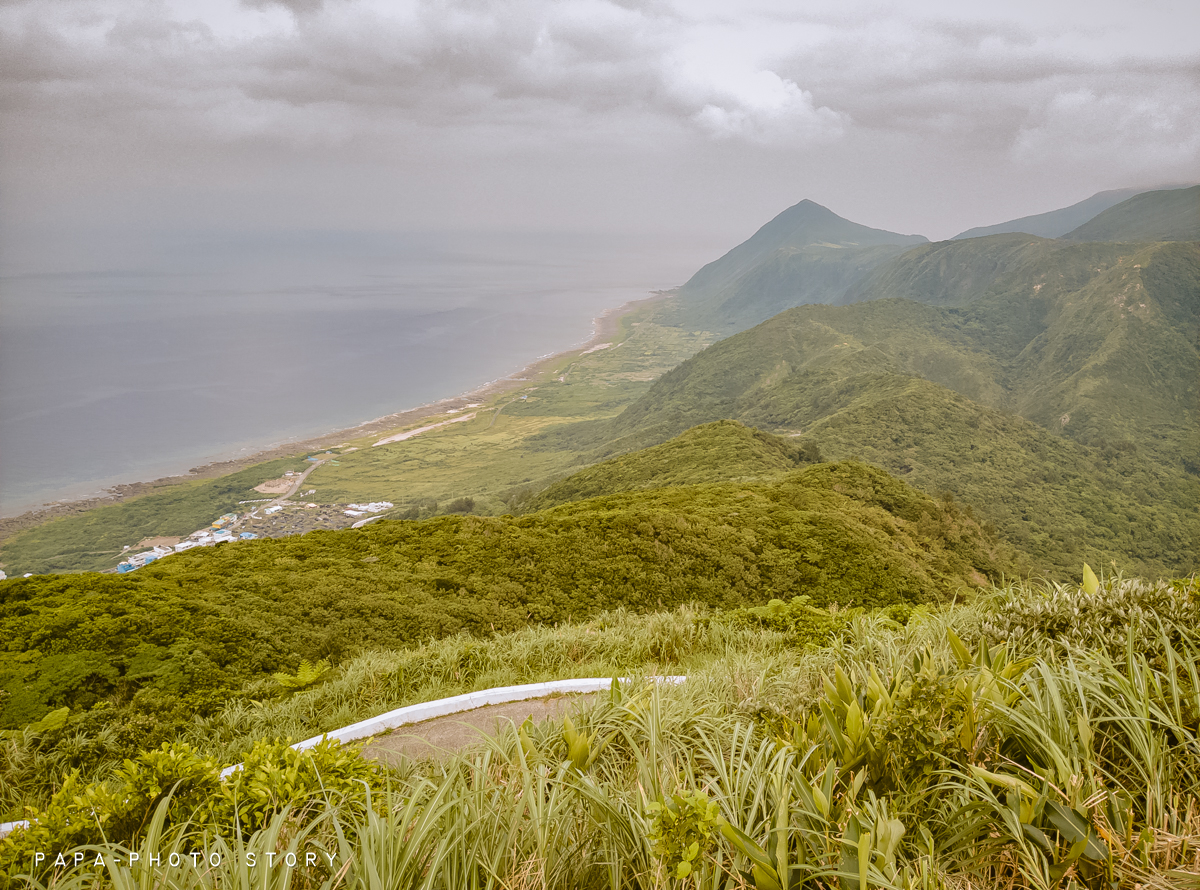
[543,236,1199,578]
[839,234,1122,309]
[952,187,1148,240]
[1063,185,1200,242]
[660,199,927,334]
[0,460,1004,728]
[529,420,822,510]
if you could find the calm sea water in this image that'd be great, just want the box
[0,229,711,515]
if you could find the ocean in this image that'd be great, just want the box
[0,229,711,515]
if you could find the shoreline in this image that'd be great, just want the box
[0,290,672,540]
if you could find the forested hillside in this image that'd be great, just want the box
[0,458,1005,730]
[531,237,1199,577]
[527,420,822,510]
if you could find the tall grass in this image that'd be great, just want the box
[8,576,1199,888]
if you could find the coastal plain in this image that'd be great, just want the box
[0,301,714,575]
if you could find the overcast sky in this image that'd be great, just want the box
[1,0,1197,262]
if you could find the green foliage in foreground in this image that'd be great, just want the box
[0,461,1005,732]
[4,575,1198,888]
[0,604,787,822]
[1,737,383,882]
[0,457,310,576]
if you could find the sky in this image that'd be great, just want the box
[1,0,1198,263]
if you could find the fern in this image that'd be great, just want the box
[272,658,330,691]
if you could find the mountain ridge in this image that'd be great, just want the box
[951,183,1197,240]
[1062,185,1200,242]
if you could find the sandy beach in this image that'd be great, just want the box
[0,290,672,542]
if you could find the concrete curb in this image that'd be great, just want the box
[0,676,686,838]
[221,675,685,776]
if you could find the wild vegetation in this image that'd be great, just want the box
[1,190,1198,887]
[537,236,1199,578]
[4,573,1197,888]
[526,421,824,511]
[0,459,1004,733]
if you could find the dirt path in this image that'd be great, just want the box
[373,412,477,448]
[362,694,596,766]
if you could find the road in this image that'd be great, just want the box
[244,460,326,522]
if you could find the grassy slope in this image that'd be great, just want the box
[1063,184,1200,242]
[676,199,927,300]
[776,375,1196,577]
[528,420,819,510]
[0,459,1007,728]
[839,235,1124,308]
[672,243,913,334]
[950,186,1147,239]
[6,577,1198,888]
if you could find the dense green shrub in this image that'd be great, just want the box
[3,577,1198,888]
[0,738,382,881]
[981,573,1200,658]
[724,596,857,649]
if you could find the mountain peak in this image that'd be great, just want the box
[681,201,927,300]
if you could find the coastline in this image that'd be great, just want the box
[0,290,672,541]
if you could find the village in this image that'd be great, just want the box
[115,464,394,573]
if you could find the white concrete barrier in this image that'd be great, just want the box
[0,676,686,837]
[220,675,685,777]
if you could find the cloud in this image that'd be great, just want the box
[242,0,327,15]
[766,12,1200,165]
[0,0,1196,231]
[1010,68,1200,169]
[691,71,845,144]
[0,0,855,151]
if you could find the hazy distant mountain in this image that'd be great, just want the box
[951,188,1149,240]
[661,199,927,334]
[1062,185,1200,242]
[563,234,1199,577]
